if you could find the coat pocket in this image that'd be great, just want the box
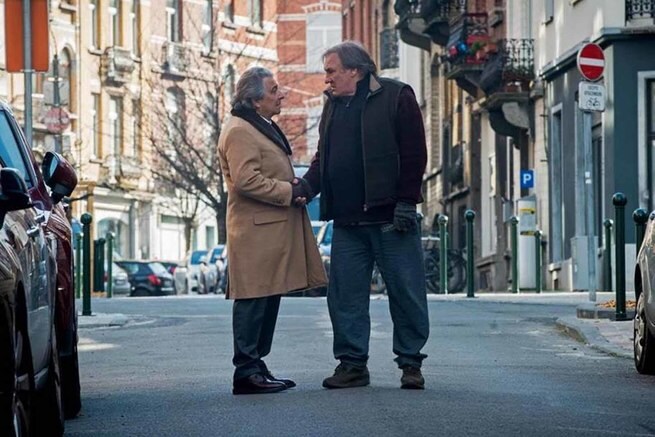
[253,209,288,225]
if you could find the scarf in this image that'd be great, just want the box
[231,107,292,155]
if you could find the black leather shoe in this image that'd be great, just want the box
[233,373,287,395]
[264,371,296,389]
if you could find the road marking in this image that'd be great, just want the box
[78,337,117,352]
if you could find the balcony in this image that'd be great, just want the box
[162,41,189,75]
[478,39,534,137]
[100,155,141,188]
[101,46,135,84]
[443,12,489,95]
[394,0,452,50]
[626,0,655,25]
[380,28,400,70]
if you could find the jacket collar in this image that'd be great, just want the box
[324,74,384,101]
[231,107,292,155]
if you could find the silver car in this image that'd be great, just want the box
[105,262,131,295]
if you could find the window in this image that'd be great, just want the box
[202,0,213,53]
[0,112,33,186]
[550,107,564,262]
[59,50,72,111]
[131,0,140,56]
[109,96,123,156]
[249,0,262,28]
[204,92,218,146]
[91,94,100,157]
[206,226,216,246]
[165,88,185,144]
[305,105,322,156]
[224,0,234,23]
[544,0,554,24]
[90,0,99,48]
[129,100,140,157]
[224,65,236,103]
[167,0,180,42]
[109,0,121,47]
[306,12,341,73]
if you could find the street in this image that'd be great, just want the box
[65,295,655,437]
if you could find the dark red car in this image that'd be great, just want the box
[0,101,79,436]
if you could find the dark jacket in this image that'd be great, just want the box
[303,75,427,221]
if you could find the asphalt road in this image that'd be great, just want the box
[65,295,655,437]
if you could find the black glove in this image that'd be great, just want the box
[393,201,417,232]
[291,178,314,204]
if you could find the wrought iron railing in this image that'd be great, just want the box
[380,28,400,70]
[445,12,489,66]
[394,0,450,21]
[626,0,655,20]
[498,39,534,82]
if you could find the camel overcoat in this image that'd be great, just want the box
[217,116,327,300]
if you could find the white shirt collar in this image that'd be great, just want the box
[259,114,272,125]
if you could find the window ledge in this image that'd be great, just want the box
[246,26,266,36]
[59,2,77,13]
[222,21,237,30]
[88,47,103,56]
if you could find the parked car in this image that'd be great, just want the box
[159,261,180,293]
[0,101,79,436]
[115,261,176,296]
[634,213,655,373]
[105,262,131,295]
[185,250,210,294]
[207,245,225,293]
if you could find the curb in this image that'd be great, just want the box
[78,313,129,329]
[555,316,632,359]
[577,302,636,320]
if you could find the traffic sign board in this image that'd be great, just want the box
[43,107,71,134]
[520,169,534,189]
[578,82,606,112]
[577,43,605,82]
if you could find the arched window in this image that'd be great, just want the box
[59,49,73,112]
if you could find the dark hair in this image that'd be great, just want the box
[231,67,273,111]
[322,41,377,75]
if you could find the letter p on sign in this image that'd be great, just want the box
[520,170,534,189]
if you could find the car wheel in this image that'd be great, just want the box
[1,297,29,437]
[634,292,655,374]
[33,328,64,436]
[59,342,81,419]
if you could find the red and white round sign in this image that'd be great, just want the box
[577,43,605,82]
[43,107,71,134]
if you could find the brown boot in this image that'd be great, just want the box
[400,366,425,390]
[322,363,370,389]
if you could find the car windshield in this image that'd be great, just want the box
[0,111,33,186]
[149,262,168,275]
[209,245,225,263]
[190,250,207,264]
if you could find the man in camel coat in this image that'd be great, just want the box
[217,67,327,395]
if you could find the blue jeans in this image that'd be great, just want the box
[327,223,429,369]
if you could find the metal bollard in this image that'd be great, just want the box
[438,214,449,295]
[634,208,649,256]
[613,193,627,321]
[106,232,114,298]
[603,219,613,292]
[93,238,106,292]
[510,216,520,293]
[535,230,543,294]
[81,213,93,316]
[465,210,476,298]
[75,233,82,299]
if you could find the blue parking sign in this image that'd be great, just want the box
[520,170,534,189]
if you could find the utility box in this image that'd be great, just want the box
[517,196,537,289]
[571,236,599,291]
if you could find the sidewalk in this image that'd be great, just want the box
[76,291,635,360]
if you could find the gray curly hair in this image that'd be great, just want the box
[231,67,274,111]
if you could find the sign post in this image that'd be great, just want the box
[577,43,605,302]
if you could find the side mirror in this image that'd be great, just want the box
[0,168,32,228]
[42,151,78,204]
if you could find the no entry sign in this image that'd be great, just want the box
[577,43,605,81]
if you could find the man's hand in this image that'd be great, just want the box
[291,178,314,207]
[393,201,418,232]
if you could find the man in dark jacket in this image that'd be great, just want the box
[296,41,429,390]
